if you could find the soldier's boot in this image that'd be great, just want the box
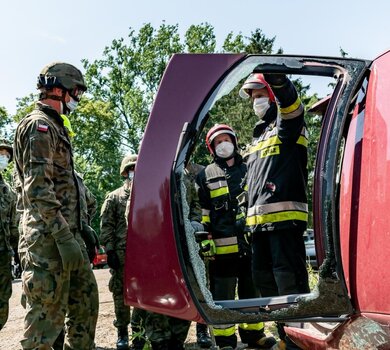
[196,323,212,348]
[117,327,129,350]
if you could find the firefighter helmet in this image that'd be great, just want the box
[205,124,238,156]
[239,73,276,102]
[120,154,138,176]
[0,139,13,162]
[37,62,87,98]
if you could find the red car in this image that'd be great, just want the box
[124,52,390,348]
[92,246,107,269]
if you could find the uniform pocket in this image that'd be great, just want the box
[22,265,64,305]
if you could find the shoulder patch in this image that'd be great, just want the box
[37,123,49,132]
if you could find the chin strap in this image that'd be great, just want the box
[39,90,70,115]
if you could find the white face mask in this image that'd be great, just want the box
[128,171,134,181]
[66,96,78,112]
[215,141,235,159]
[0,155,9,171]
[253,97,270,119]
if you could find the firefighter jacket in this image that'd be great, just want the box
[245,78,308,233]
[100,181,131,252]
[14,102,82,267]
[0,175,18,252]
[196,154,247,257]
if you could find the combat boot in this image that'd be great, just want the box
[196,323,212,348]
[117,327,129,350]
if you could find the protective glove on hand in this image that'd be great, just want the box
[107,250,120,270]
[80,222,100,262]
[200,239,216,257]
[52,229,84,271]
[263,73,287,86]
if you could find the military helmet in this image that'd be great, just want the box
[0,139,13,161]
[120,154,138,176]
[37,62,87,93]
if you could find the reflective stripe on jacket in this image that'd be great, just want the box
[196,155,246,255]
[246,78,308,233]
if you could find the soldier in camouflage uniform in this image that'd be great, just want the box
[14,62,99,350]
[0,139,18,331]
[100,154,147,350]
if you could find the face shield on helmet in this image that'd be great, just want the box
[205,124,238,156]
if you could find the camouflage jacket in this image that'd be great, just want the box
[100,181,131,252]
[14,103,81,266]
[0,175,18,252]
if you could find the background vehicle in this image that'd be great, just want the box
[124,53,390,348]
[92,246,107,269]
[303,229,317,269]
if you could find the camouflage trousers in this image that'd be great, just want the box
[0,252,12,330]
[145,312,191,346]
[109,255,131,329]
[20,249,99,350]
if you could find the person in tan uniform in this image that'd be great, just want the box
[14,62,99,350]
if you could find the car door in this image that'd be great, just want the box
[124,54,370,325]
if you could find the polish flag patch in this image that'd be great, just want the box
[37,124,49,132]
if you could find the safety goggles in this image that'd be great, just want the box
[69,87,85,102]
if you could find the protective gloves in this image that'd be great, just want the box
[52,229,84,271]
[80,222,100,262]
[200,239,216,257]
[263,73,287,86]
[107,250,120,270]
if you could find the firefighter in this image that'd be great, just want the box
[195,124,276,349]
[0,139,18,331]
[100,154,147,350]
[239,73,310,350]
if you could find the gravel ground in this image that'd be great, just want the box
[1,268,279,350]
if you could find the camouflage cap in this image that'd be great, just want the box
[0,139,13,161]
[120,154,138,176]
[37,62,87,92]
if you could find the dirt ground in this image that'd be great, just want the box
[1,267,265,350]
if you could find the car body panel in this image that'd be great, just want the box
[124,54,245,321]
[340,50,390,314]
[124,52,390,347]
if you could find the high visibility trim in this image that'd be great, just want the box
[214,236,239,255]
[247,201,308,216]
[202,209,210,216]
[201,215,210,224]
[216,245,239,254]
[208,180,228,190]
[260,145,280,158]
[244,184,248,191]
[296,135,308,147]
[239,322,265,331]
[248,136,282,154]
[280,97,302,114]
[212,325,236,336]
[246,210,308,226]
[210,186,229,198]
[236,212,245,220]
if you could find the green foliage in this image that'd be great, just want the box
[11,22,324,235]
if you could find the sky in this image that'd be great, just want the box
[1,0,389,116]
